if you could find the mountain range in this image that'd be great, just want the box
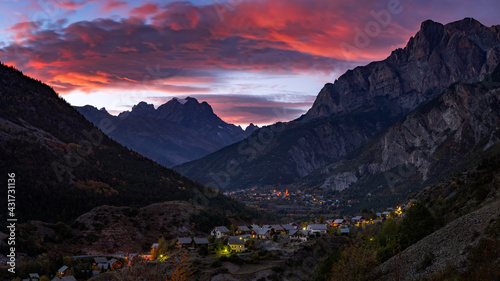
[302,65,500,207]
[75,97,258,167]
[0,63,260,224]
[175,18,500,201]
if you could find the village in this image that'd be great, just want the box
[23,199,417,280]
[223,187,361,218]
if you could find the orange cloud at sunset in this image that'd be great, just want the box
[1,0,419,94]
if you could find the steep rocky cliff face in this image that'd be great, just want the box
[76,97,257,167]
[306,66,500,197]
[176,18,500,190]
[303,18,500,121]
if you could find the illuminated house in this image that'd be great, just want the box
[228,237,246,252]
[52,276,77,281]
[57,265,69,276]
[270,224,285,234]
[236,226,251,235]
[251,227,272,239]
[333,219,346,227]
[176,237,193,248]
[150,243,159,256]
[351,216,366,225]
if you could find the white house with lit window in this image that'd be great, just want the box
[288,229,309,242]
[306,224,327,234]
[211,226,230,238]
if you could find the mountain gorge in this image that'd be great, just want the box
[175,18,500,193]
[76,97,258,167]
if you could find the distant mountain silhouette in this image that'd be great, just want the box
[76,97,258,167]
[0,63,259,223]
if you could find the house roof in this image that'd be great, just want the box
[51,277,77,281]
[237,226,250,231]
[58,265,69,273]
[308,224,327,230]
[289,230,308,236]
[271,224,284,231]
[109,258,118,265]
[29,273,40,278]
[214,226,230,233]
[177,237,193,244]
[151,243,159,249]
[193,238,209,244]
[228,237,245,245]
[250,224,260,229]
[352,216,364,220]
[334,219,345,224]
[282,224,294,230]
[253,227,271,235]
[94,257,108,264]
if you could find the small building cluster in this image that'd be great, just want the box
[92,257,122,274]
[208,222,322,245]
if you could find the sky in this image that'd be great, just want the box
[1,0,500,126]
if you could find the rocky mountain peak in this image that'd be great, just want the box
[156,97,215,122]
[303,18,500,121]
[408,19,444,53]
[130,101,155,116]
[184,96,197,103]
[446,17,485,31]
[245,123,259,134]
[77,97,257,167]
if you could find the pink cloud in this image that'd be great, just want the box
[131,2,159,17]
[2,0,499,101]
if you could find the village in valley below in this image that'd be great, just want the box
[35,199,417,280]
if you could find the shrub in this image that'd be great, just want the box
[211,260,222,268]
